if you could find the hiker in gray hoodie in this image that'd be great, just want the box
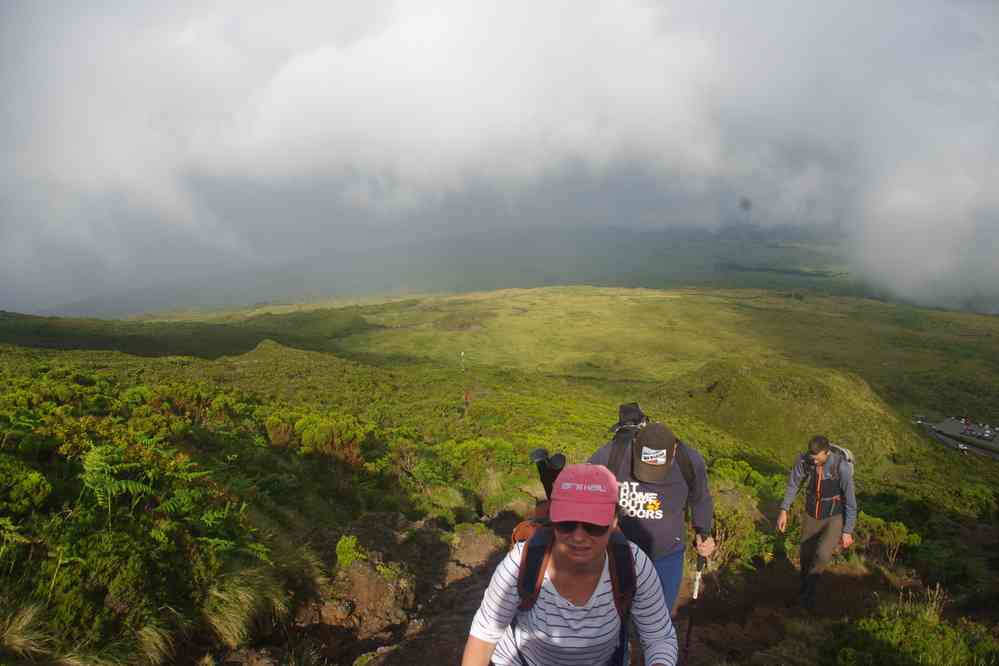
[777,435,858,610]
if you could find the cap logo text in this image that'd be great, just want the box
[560,482,607,492]
[641,447,668,466]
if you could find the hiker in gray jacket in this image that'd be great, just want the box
[776,435,857,610]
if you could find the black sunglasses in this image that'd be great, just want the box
[553,521,611,537]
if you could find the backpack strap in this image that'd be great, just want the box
[828,446,854,481]
[607,428,636,479]
[675,441,698,509]
[607,530,636,666]
[516,526,554,610]
[607,530,636,618]
[510,501,550,549]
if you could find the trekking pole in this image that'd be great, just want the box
[530,448,565,500]
[682,555,707,664]
[530,447,550,489]
[547,453,566,491]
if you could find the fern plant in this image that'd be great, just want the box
[80,445,153,522]
[0,517,30,564]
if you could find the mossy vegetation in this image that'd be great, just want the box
[830,587,999,665]
[2,285,998,662]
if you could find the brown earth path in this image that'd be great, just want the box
[353,521,887,666]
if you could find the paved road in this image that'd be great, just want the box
[918,423,999,461]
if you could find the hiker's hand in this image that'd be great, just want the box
[695,533,716,558]
[776,510,788,533]
[840,533,854,549]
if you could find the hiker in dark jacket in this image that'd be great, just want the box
[588,405,715,614]
[777,435,857,609]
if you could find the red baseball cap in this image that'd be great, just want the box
[549,464,619,526]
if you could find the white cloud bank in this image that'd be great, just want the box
[1,0,997,311]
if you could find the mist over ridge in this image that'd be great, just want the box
[42,224,853,318]
[2,1,997,314]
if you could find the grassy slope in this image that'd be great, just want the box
[328,287,999,508]
[5,286,997,504]
[3,284,999,662]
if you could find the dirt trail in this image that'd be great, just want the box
[667,558,881,665]
[358,532,886,666]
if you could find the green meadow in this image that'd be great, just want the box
[2,286,998,663]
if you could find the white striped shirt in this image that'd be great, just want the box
[469,541,677,666]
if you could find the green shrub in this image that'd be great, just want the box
[376,561,404,581]
[778,502,804,566]
[854,511,921,567]
[119,385,152,411]
[959,484,997,522]
[709,479,775,573]
[335,535,367,570]
[294,413,374,465]
[909,538,984,588]
[264,415,295,448]
[435,437,517,489]
[0,454,52,515]
[367,436,452,493]
[0,369,349,659]
[830,586,999,665]
[420,485,479,524]
[709,457,785,505]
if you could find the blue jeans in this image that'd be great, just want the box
[653,547,685,613]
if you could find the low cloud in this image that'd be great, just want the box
[2,0,997,312]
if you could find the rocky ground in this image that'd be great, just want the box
[215,506,899,666]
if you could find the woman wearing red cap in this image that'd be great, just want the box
[461,463,677,666]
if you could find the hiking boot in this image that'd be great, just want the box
[800,574,819,612]
[786,574,809,609]
[786,574,819,610]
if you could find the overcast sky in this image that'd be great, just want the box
[2,1,997,313]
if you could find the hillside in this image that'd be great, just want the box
[2,286,998,664]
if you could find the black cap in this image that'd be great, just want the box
[631,422,677,483]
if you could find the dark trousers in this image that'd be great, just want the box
[800,512,843,577]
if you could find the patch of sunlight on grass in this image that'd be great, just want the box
[335,286,773,382]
